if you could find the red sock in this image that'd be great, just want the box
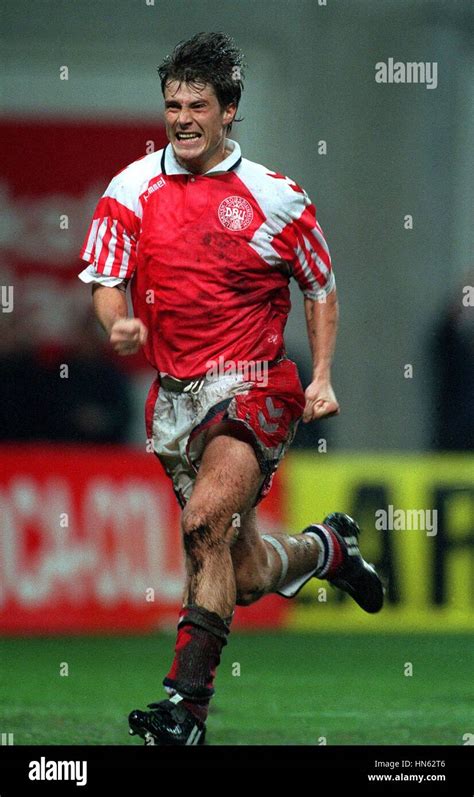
[163,605,231,722]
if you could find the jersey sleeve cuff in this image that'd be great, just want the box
[303,271,336,300]
[78,262,126,288]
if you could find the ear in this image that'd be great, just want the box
[223,102,237,127]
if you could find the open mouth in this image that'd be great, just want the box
[176,132,202,141]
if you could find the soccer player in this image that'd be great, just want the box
[78,32,383,746]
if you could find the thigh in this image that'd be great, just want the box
[186,426,263,529]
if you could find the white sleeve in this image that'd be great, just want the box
[78,263,127,289]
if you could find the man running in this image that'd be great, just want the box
[78,32,383,746]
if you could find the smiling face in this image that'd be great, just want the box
[164,80,236,174]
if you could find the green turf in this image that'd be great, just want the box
[0,633,472,745]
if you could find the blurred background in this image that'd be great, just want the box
[0,0,473,745]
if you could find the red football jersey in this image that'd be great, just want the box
[79,139,334,379]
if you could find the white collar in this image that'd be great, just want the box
[162,138,242,176]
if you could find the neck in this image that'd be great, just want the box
[175,139,231,175]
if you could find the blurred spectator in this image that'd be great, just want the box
[431,280,474,450]
[0,310,133,443]
[0,312,44,440]
[39,312,133,444]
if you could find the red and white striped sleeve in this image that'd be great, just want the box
[285,187,335,300]
[79,173,141,288]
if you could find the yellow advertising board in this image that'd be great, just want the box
[285,454,474,632]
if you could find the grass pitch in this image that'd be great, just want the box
[0,633,472,745]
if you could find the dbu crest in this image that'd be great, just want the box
[218,196,254,231]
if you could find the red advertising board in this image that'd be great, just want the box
[0,118,168,369]
[0,446,290,633]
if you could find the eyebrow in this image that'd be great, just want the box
[165,99,209,107]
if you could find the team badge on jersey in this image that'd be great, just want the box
[218,196,254,231]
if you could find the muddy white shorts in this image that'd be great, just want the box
[145,358,306,507]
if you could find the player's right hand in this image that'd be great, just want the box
[109,318,148,355]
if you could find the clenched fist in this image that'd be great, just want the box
[303,378,340,422]
[109,318,148,355]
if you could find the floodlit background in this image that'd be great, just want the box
[0,0,472,745]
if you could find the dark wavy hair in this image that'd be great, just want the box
[157,32,245,130]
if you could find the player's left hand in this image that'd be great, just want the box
[303,378,340,422]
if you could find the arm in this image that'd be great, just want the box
[302,288,340,422]
[92,284,147,355]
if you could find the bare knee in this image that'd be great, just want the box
[181,506,229,564]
